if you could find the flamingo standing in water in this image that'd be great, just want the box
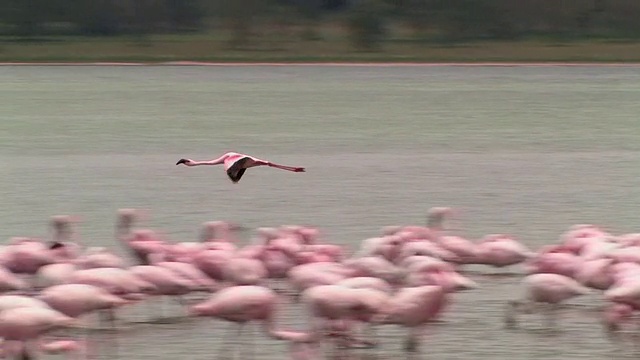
[176,152,305,183]
[504,273,590,329]
[188,285,310,359]
[0,306,84,360]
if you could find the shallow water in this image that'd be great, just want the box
[1,65,640,359]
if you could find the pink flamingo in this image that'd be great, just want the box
[377,286,448,352]
[2,238,57,275]
[299,285,389,356]
[505,273,590,328]
[602,302,635,334]
[128,265,199,319]
[287,262,358,298]
[115,209,168,265]
[34,247,129,290]
[47,215,83,261]
[176,151,305,183]
[147,252,218,292]
[221,257,268,286]
[333,278,395,348]
[398,255,449,273]
[236,227,297,282]
[522,246,580,277]
[200,220,241,245]
[35,263,78,290]
[560,224,610,253]
[616,233,640,247]
[66,267,158,326]
[600,262,640,335]
[397,240,461,264]
[579,239,619,261]
[336,277,394,294]
[38,283,130,331]
[0,306,83,360]
[191,249,235,281]
[436,236,477,265]
[258,244,297,280]
[234,228,281,260]
[188,285,309,359]
[404,261,477,291]
[0,266,28,293]
[602,263,640,310]
[605,246,640,264]
[475,234,534,269]
[342,256,405,286]
[67,267,157,300]
[0,295,51,312]
[375,267,475,353]
[38,283,130,318]
[361,235,406,263]
[397,207,457,242]
[574,258,616,291]
[74,247,128,270]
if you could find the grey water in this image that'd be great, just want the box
[1,64,640,359]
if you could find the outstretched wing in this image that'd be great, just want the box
[226,157,250,183]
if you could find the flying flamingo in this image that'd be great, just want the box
[175,152,305,183]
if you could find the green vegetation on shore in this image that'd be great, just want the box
[2,35,640,63]
[3,0,640,63]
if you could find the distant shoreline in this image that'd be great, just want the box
[2,61,640,67]
[3,37,640,65]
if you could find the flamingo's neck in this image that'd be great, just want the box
[427,216,444,229]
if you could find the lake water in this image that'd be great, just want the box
[1,64,640,359]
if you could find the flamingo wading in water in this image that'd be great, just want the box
[176,152,306,183]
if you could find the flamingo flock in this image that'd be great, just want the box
[0,207,638,359]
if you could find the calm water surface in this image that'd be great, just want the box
[1,65,640,359]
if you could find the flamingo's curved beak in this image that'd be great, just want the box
[48,241,65,250]
[176,159,188,165]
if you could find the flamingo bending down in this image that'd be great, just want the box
[188,285,309,359]
[504,273,590,329]
[176,152,305,183]
[0,306,83,360]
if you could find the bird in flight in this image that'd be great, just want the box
[176,152,305,183]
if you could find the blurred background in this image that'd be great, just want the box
[1,1,640,360]
[1,0,640,61]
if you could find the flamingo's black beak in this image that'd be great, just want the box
[176,159,188,165]
[48,241,65,250]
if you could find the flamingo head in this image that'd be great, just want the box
[48,241,65,250]
[50,215,80,228]
[603,303,633,333]
[427,207,456,228]
[117,208,147,226]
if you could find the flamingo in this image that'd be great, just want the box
[175,152,305,183]
[299,284,389,355]
[377,268,476,353]
[602,302,635,334]
[505,273,591,329]
[48,215,83,261]
[188,285,309,358]
[37,283,130,332]
[0,306,83,360]
[0,295,51,312]
[115,209,168,265]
